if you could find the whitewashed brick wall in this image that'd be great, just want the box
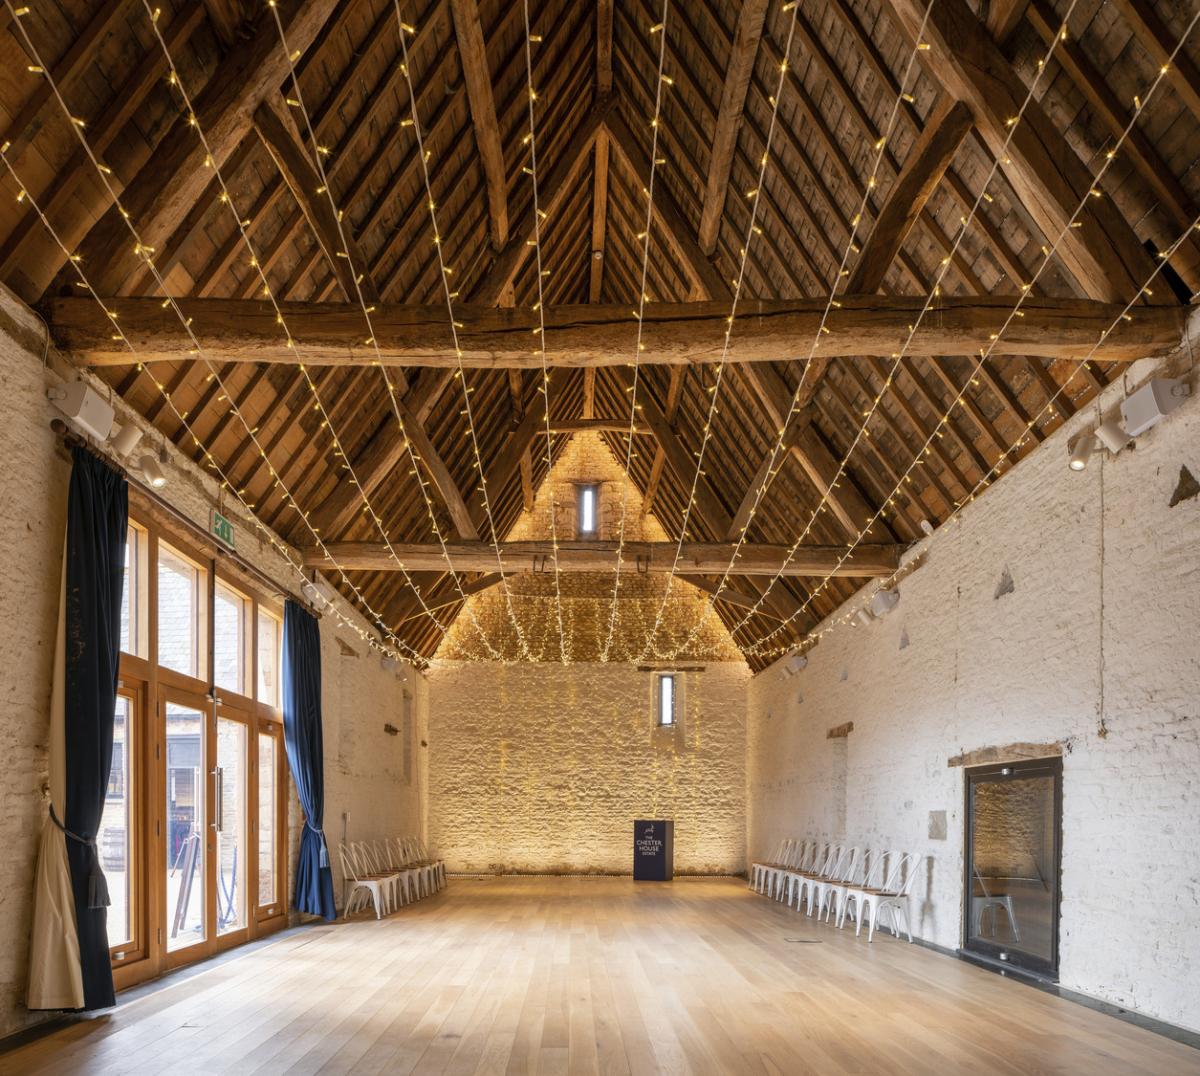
[0,286,428,1040]
[748,353,1200,1032]
[428,661,748,874]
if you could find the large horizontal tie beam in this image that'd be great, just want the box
[302,540,902,576]
[52,296,1182,366]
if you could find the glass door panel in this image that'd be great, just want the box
[257,731,278,911]
[964,758,1062,978]
[166,701,205,952]
[103,694,134,950]
[216,717,248,936]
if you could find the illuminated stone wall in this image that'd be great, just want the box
[429,433,749,873]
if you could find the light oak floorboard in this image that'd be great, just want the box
[3,877,1197,1075]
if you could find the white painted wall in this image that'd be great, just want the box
[428,661,748,874]
[0,286,427,1039]
[747,353,1200,1032]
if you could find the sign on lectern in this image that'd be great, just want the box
[633,819,674,881]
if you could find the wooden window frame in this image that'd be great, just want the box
[112,496,290,990]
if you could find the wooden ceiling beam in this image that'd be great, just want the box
[606,109,728,301]
[55,296,1183,366]
[252,95,380,303]
[471,100,607,305]
[845,99,974,297]
[739,363,892,542]
[588,131,611,303]
[883,0,1163,303]
[610,365,732,540]
[306,371,454,539]
[984,0,1031,45]
[697,0,769,256]
[548,418,650,433]
[797,97,973,407]
[304,540,901,576]
[73,0,340,297]
[448,0,508,251]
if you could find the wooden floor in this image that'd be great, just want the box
[5,877,1197,1075]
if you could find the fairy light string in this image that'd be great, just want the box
[520,0,567,662]
[601,0,672,663]
[0,0,435,664]
[135,0,511,662]
[654,0,944,662]
[255,0,509,660]
[391,0,537,660]
[634,0,824,663]
[0,144,428,665]
[749,205,1200,664]
[740,8,1200,657]
[670,0,1125,657]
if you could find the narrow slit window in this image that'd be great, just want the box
[657,673,677,727]
[578,483,598,537]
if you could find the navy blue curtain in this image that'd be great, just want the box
[282,600,335,920]
[63,446,127,1010]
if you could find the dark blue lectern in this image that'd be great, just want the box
[633,819,674,881]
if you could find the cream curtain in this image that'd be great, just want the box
[27,559,84,1010]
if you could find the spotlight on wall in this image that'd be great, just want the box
[854,608,873,627]
[109,422,143,458]
[919,519,934,536]
[869,588,900,618]
[1094,417,1131,455]
[138,453,167,489]
[1067,432,1096,471]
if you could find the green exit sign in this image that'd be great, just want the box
[211,509,235,549]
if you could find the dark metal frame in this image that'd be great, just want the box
[961,755,1063,980]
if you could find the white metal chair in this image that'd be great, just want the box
[840,849,887,929]
[353,842,402,914]
[750,839,788,892]
[817,846,863,924]
[339,843,392,919]
[771,840,809,901]
[780,840,818,907]
[807,845,853,919]
[856,852,918,942]
[971,867,1020,941]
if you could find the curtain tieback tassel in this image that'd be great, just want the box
[305,820,329,868]
[49,803,111,909]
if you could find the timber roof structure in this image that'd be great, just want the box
[0,0,1196,669]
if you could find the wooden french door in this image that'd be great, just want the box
[160,688,252,968]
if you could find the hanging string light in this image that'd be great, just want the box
[256,0,507,659]
[0,144,430,665]
[602,0,672,664]
[1,0,434,663]
[739,6,1200,652]
[519,0,568,662]
[390,0,537,660]
[747,204,1200,663]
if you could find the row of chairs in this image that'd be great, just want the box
[338,836,446,919]
[750,839,918,942]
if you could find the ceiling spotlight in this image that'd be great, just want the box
[1094,417,1131,455]
[869,588,900,617]
[138,453,167,488]
[109,422,143,458]
[1068,433,1095,472]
